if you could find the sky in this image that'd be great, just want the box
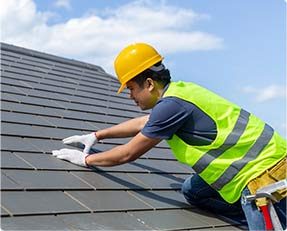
[1,0,286,136]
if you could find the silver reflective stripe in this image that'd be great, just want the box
[211,123,274,190]
[193,109,250,174]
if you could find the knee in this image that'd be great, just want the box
[181,176,192,196]
[181,175,198,204]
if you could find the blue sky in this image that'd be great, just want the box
[1,0,286,136]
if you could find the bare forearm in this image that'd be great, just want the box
[95,115,149,140]
[85,145,131,167]
[85,132,161,167]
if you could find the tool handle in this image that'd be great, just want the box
[260,205,274,230]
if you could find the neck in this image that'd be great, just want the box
[154,83,169,103]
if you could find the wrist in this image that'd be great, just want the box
[94,131,100,141]
[85,155,91,167]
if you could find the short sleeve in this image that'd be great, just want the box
[141,97,193,139]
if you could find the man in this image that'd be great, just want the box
[53,43,286,230]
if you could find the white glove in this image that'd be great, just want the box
[63,132,98,154]
[52,149,88,166]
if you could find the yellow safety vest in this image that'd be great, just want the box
[164,81,286,203]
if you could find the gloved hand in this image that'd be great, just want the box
[63,132,98,154]
[52,149,88,166]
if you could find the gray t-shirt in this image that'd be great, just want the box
[141,96,217,146]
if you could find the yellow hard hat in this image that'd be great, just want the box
[114,43,164,93]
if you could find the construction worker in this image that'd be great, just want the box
[52,43,287,230]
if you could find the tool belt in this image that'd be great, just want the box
[247,157,287,202]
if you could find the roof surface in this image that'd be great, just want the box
[1,42,244,230]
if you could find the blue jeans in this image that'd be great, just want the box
[181,174,286,230]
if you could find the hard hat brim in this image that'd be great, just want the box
[117,84,126,94]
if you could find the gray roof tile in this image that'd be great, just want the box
[129,190,190,209]
[14,152,88,171]
[66,190,152,211]
[128,209,213,230]
[2,170,93,190]
[1,171,23,190]
[1,136,38,152]
[58,212,151,230]
[1,151,34,169]
[1,122,82,139]
[126,173,185,190]
[72,171,147,190]
[1,207,10,217]
[1,215,73,230]
[1,191,89,215]
[1,111,54,127]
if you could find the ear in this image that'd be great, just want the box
[145,78,155,92]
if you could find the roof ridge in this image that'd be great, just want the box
[1,42,106,74]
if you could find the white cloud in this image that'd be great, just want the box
[0,0,223,75]
[0,0,49,39]
[242,85,286,102]
[54,0,71,10]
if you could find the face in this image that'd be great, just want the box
[126,79,158,110]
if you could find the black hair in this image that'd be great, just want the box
[132,61,171,88]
